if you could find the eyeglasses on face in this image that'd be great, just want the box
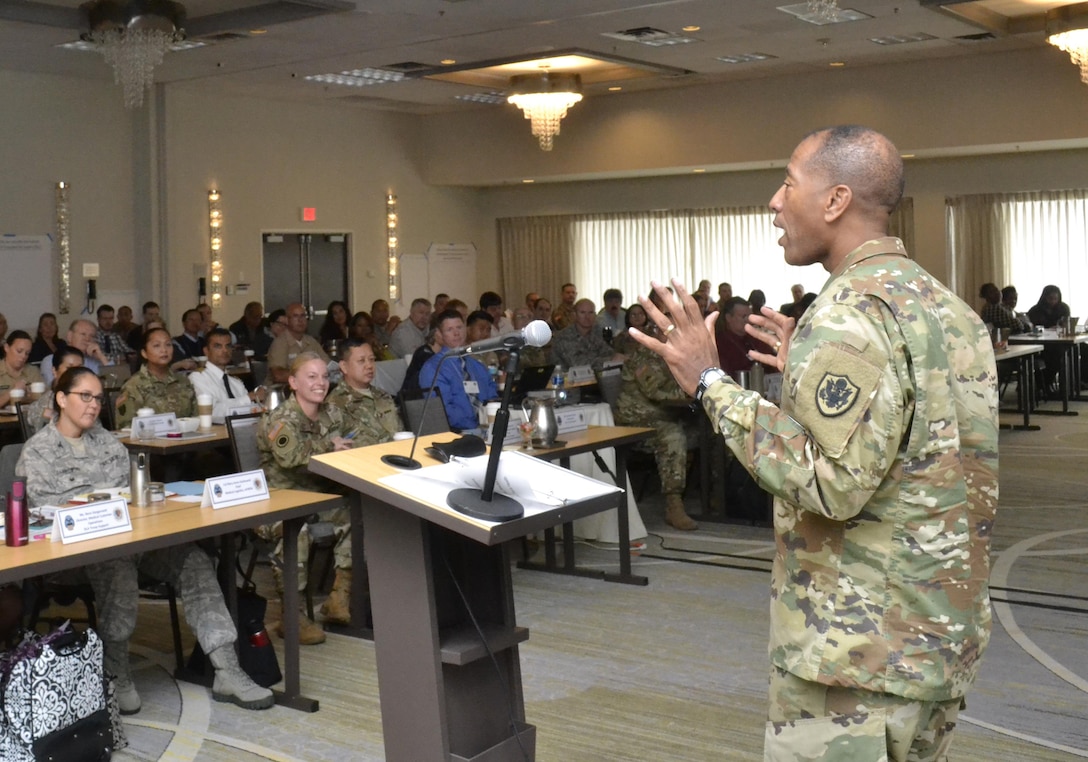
[69,391,106,406]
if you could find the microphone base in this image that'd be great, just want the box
[381,454,422,470]
[446,488,523,522]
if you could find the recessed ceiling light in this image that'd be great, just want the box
[829,61,846,67]
[716,52,777,64]
[870,32,937,46]
[692,168,706,173]
[522,179,535,183]
[682,25,701,32]
[249,29,267,35]
[440,58,457,65]
[608,86,622,91]
[304,68,405,87]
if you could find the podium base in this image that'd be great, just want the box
[446,488,523,522]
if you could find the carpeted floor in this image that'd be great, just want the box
[55,402,1087,761]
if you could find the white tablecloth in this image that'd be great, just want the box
[566,403,647,542]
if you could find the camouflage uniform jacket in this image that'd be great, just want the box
[18,420,129,506]
[551,303,575,332]
[257,396,346,493]
[551,325,613,371]
[701,237,999,702]
[325,382,402,446]
[613,342,690,426]
[0,363,44,393]
[115,365,197,428]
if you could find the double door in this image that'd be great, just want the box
[262,233,350,330]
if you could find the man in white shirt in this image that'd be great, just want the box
[189,328,263,419]
[42,318,108,385]
[389,297,432,358]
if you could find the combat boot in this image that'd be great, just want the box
[103,640,141,715]
[664,494,697,531]
[208,645,274,710]
[272,600,326,645]
[319,569,351,626]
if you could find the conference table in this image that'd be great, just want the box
[0,487,343,712]
[995,343,1043,431]
[118,424,230,454]
[1009,331,1088,415]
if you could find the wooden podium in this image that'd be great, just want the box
[310,436,623,762]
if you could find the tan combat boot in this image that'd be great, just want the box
[319,569,352,626]
[664,493,697,531]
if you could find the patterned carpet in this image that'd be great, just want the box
[88,404,1088,760]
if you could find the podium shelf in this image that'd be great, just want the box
[440,624,529,666]
[450,721,536,762]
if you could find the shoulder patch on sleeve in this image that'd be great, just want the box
[267,421,285,443]
[796,342,883,458]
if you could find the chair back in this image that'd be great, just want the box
[100,388,124,432]
[0,443,23,501]
[596,367,624,410]
[397,388,450,436]
[226,412,264,472]
[14,401,36,442]
[249,359,269,387]
[99,364,132,388]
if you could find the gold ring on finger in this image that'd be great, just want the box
[664,324,676,336]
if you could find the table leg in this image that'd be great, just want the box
[1000,353,1041,431]
[1032,346,1079,417]
[275,516,319,712]
[324,494,373,640]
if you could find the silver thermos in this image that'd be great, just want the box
[129,451,151,507]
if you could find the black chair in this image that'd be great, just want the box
[14,401,36,442]
[397,388,450,436]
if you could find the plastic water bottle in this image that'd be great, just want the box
[552,364,566,403]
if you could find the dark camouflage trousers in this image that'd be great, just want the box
[86,545,236,655]
[765,667,962,762]
[643,418,698,495]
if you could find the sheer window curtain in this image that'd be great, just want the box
[946,194,1011,306]
[1004,191,1088,318]
[497,215,574,309]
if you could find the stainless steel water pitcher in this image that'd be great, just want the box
[522,392,558,447]
[129,451,151,507]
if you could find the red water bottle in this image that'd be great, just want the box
[6,480,29,547]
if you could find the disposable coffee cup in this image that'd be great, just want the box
[29,382,46,395]
[8,388,25,401]
[136,407,154,417]
[485,401,501,427]
[392,431,414,441]
[196,393,213,429]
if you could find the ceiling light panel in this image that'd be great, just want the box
[305,67,405,87]
[716,52,778,64]
[601,27,700,46]
[869,32,938,45]
[777,4,872,26]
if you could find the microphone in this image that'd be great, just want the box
[446,320,551,357]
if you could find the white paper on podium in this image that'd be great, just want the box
[380,450,621,526]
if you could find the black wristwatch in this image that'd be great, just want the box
[696,367,728,402]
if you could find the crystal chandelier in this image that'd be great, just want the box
[807,0,841,23]
[1047,3,1088,84]
[81,0,186,109]
[507,72,583,151]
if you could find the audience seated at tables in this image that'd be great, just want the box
[390,298,433,358]
[551,298,622,371]
[322,339,404,627]
[29,312,66,364]
[747,289,767,314]
[479,291,515,335]
[979,282,1030,335]
[402,318,441,394]
[129,302,160,351]
[524,292,540,311]
[42,318,109,385]
[266,303,329,385]
[613,324,699,531]
[113,305,139,344]
[551,283,578,331]
[513,306,550,369]
[257,352,352,646]
[433,293,450,313]
[778,283,805,315]
[318,300,351,349]
[465,310,500,370]
[1001,286,1033,333]
[716,297,775,381]
[24,346,84,436]
[0,330,44,408]
[596,288,626,338]
[349,311,396,361]
[532,297,554,327]
[1027,284,1071,329]
[446,298,469,321]
[419,309,498,436]
[18,366,273,714]
[115,326,197,428]
[172,308,206,361]
[96,304,135,367]
[369,299,399,348]
[789,292,817,320]
[229,301,273,359]
[611,303,648,357]
[715,282,733,312]
[188,328,264,419]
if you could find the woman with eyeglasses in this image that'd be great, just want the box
[17,366,273,714]
[114,326,197,429]
[23,345,84,436]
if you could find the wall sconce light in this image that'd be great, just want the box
[56,181,72,314]
[208,189,223,306]
[386,192,398,302]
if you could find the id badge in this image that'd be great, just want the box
[463,380,480,395]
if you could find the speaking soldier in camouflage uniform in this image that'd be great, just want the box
[18,367,272,714]
[613,331,700,531]
[632,126,998,761]
[257,352,352,644]
[320,339,403,626]
[114,326,198,428]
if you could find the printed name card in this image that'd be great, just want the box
[132,412,178,438]
[202,469,270,510]
[567,365,595,383]
[52,498,132,544]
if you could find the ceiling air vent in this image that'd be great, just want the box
[602,27,699,46]
[955,32,997,42]
[384,61,432,73]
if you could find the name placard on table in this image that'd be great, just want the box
[202,469,270,510]
[52,498,132,544]
[132,412,178,438]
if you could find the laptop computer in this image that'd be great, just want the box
[508,364,554,404]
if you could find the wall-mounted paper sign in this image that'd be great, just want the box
[202,469,270,510]
[52,498,132,544]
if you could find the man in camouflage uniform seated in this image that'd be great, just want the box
[613,330,699,531]
[633,126,998,761]
[322,339,403,625]
[257,352,352,645]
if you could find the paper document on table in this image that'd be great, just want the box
[380,450,620,523]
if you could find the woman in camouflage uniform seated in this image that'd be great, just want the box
[18,367,273,714]
[114,326,197,428]
[257,352,353,645]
